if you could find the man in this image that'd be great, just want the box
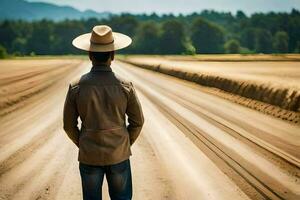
[63,25,144,200]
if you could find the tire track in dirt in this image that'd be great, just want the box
[0,129,68,200]
[0,62,82,117]
[0,120,60,176]
[0,63,66,87]
[0,59,88,199]
[0,60,89,200]
[114,62,300,199]
[21,134,75,200]
[120,58,300,123]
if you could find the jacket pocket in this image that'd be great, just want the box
[80,127,129,150]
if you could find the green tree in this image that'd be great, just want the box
[288,9,300,52]
[191,17,225,53]
[224,39,241,53]
[52,20,85,54]
[12,37,27,55]
[108,15,139,37]
[255,29,273,53]
[293,41,300,53]
[27,20,55,55]
[236,10,247,20]
[273,31,289,53]
[105,15,139,53]
[133,21,160,54]
[241,28,257,50]
[184,39,196,55]
[0,45,8,59]
[0,21,19,53]
[159,19,187,54]
[0,9,299,55]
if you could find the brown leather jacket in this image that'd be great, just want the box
[63,65,144,166]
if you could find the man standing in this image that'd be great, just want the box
[63,25,144,200]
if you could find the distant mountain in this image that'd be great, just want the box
[0,0,111,21]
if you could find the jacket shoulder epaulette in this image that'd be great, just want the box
[114,75,133,95]
[120,80,132,87]
[69,77,81,89]
[121,80,133,91]
[114,75,131,87]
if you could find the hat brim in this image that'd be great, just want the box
[72,32,132,52]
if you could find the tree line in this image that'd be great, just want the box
[0,9,300,57]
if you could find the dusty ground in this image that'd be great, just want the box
[0,58,299,200]
[149,54,300,62]
[122,55,300,90]
[121,55,300,122]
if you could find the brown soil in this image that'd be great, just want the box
[120,56,300,124]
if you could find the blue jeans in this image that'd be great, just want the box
[79,159,132,200]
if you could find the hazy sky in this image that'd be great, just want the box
[27,0,300,15]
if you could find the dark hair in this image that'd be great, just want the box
[89,51,113,62]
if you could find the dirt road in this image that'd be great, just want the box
[121,56,300,123]
[0,59,299,200]
[122,56,300,89]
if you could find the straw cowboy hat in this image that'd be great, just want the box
[72,25,132,52]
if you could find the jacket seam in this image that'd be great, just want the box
[82,126,125,132]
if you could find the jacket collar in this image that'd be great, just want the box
[90,65,112,72]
